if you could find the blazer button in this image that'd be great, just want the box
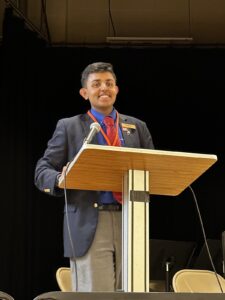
[93,203,98,208]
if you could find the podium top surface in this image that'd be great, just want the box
[59,144,217,196]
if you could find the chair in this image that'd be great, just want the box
[0,291,14,300]
[172,269,225,293]
[56,267,72,292]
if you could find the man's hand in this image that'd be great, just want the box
[56,162,70,187]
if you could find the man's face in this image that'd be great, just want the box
[80,72,119,114]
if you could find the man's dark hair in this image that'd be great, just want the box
[81,62,117,87]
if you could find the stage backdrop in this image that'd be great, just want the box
[0,15,224,300]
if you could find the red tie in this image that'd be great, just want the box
[103,116,122,204]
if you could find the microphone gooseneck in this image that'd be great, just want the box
[83,122,101,145]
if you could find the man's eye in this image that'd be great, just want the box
[106,82,114,88]
[92,82,100,88]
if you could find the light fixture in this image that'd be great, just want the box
[106,36,193,44]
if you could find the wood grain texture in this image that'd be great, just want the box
[59,144,217,196]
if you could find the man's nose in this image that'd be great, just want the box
[100,82,108,89]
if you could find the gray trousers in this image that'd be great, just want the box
[70,210,122,291]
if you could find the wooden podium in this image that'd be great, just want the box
[59,144,217,292]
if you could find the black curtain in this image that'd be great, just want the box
[0,8,225,300]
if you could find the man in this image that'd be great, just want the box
[34,62,154,291]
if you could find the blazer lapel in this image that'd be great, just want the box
[119,115,137,147]
[81,113,99,145]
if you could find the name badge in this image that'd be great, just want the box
[121,123,136,130]
[121,123,136,135]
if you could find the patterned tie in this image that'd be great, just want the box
[103,116,122,204]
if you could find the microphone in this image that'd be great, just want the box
[83,122,101,144]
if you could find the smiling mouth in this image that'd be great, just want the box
[99,94,110,99]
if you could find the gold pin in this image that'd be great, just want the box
[121,123,136,130]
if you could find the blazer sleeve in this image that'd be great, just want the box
[34,119,68,197]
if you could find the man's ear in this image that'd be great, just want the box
[115,85,119,94]
[79,88,88,100]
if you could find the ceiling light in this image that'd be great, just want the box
[106,36,193,44]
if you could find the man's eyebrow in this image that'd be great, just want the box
[91,79,114,83]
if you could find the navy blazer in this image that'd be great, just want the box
[34,112,154,257]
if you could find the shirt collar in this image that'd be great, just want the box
[90,107,116,124]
